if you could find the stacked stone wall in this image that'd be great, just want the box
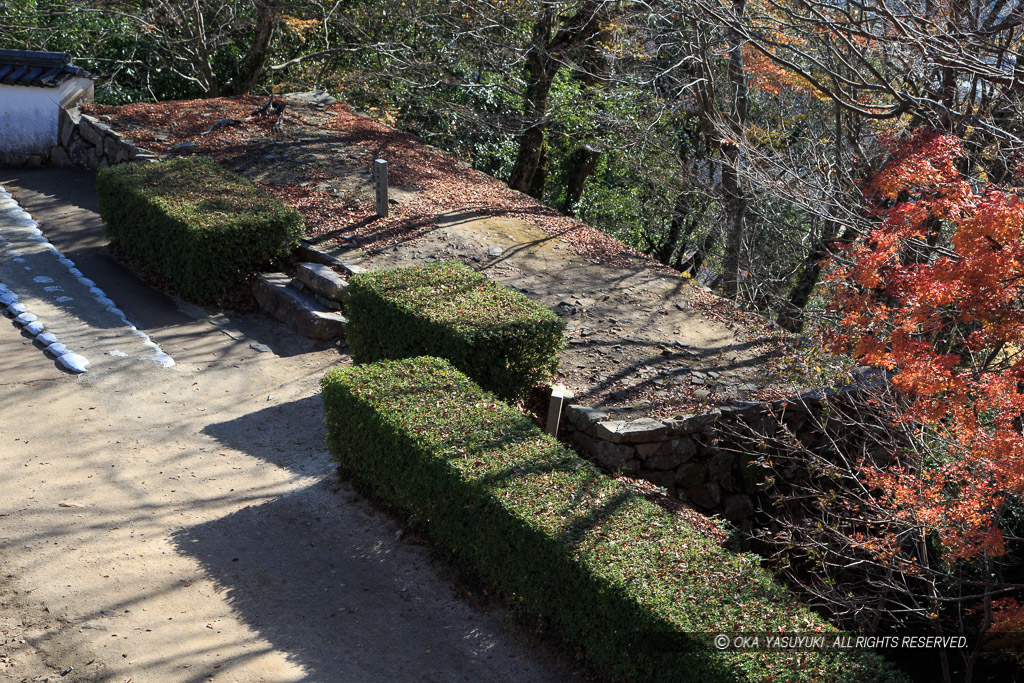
[0,107,156,169]
[48,108,155,169]
[563,368,889,525]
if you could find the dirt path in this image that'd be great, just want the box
[0,170,584,682]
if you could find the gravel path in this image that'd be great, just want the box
[0,168,586,683]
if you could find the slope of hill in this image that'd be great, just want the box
[88,93,800,418]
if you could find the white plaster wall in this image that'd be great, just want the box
[0,84,61,155]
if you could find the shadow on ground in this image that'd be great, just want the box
[201,394,329,477]
[170,480,585,682]
[1,166,339,360]
[1,166,193,331]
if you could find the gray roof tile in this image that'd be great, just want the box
[0,49,93,88]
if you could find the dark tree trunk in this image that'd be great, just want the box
[676,248,702,274]
[191,34,219,97]
[508,1,607,197]
[679,228,717,276]
[720,0,748,299]
[656,192,692,264]
[509,12,557,196]
[508,73,556,195]
[938,0,968,132]
[560,145,601,214]
[778,222,841,332]
[232,1,280,95]
[558,20,615,211]
[528,136,550,200]
[579,21,614,87]
[720,149,747,297]
[510,117,551,197]
[779,103,853,332]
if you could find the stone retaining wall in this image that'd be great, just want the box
[47,107,156,169]
[563,368,887,525]
[1,107,156,169]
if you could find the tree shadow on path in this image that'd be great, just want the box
[170,479,585,682]
[200,394,330,477]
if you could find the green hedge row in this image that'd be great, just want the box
[321,357,903,683]
[97,157,304,302]
[344,261,564,402]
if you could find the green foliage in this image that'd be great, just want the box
[334,26,520,175]
[320,356,905,683]
[345,261,565,402]
[0,3,184,103]
[0,1,278,103]
[96,157,304,302]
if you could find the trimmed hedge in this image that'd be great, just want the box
[321,357,905,683]
[97,157,304,302]
[345,261,564,401]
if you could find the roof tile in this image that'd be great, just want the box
[0,49,93,88]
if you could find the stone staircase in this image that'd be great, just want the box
[253,259,361,340]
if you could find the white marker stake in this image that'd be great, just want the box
[374,158,388,218]
[546,384,574,436]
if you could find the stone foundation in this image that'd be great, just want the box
[48,108,156,169]
[562,367,887,524]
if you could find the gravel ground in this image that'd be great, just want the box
[0,168,591,683]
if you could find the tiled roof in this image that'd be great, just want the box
[0,49,93,88]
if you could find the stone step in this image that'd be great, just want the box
[253,273,347,340]
[294,261,348,302]
[295,240,366,277]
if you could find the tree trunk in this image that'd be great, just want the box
[720,177,746,297]
[778,221,842,332]
[656,192,692,264]
[779,101,856,332]
[177,0,220,97]
[509,2,606,198]
[232,1,279,95]
[510,120,550,197]
[579,22,614,88]
[720,0,748,299]
[558,15,615,211]
[508,12,556,196]
[560,145,601,214]
[679,228,717,276]
[508,66,555,197]
[528,136,550,200]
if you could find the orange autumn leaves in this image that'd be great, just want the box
[824,129,1024,561]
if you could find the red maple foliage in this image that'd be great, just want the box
[822,128,1024,563]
